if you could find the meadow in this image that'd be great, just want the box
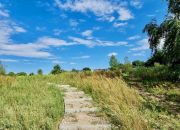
[0,76,64,130]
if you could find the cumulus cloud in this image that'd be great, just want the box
[55,0,133,22]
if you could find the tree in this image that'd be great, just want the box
[82,67,91,71]
[37,69,43,75]
[51,64,62,74]
[109,55,119,70]
[132,60,145,67]
[17,72,27,76]
[72,68,79,72]
[0,61,5,75]
[29,73,34,76]
[145,50,166,66]
[143,0,180,66]
[8,72,15,76]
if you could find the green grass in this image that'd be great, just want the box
[0,76,64,130]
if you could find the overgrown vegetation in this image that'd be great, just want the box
[0,76,64,130]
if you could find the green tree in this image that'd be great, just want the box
[51,64,62,74]
[29,73,34,76]
[37,69,43,75]
[143,0,180,65]
[132,60,145,67]
[8,72,15,76]
[109,55,119,70]
[82,67,91,71]
[17,72,27,76]
[0,61,5,75]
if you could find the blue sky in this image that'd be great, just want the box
[0,0,167,73]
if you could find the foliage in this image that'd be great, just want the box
[17,72,27,76]
[51,64,62,75]
[109,55,119,70]
[0,76,64,130]
[37,69,43,75]
[71,68,79,72]
[132,60,145,67]
[145,50,166,66]
[143,0,180,65]
[0,62,6,75]
[8,72,15,76]
[82,67,91,71]
[29,73,34,76]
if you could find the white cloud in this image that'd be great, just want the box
[113,22,128,28]
[72,55,90,59]
[118,8,134,21]
[55,0,133,22]
[0,3,9,17]
[108,52,118,57]
[0,59,18,62]
[130,0,142,9]
[133,51,145,56]
[13,26,26,33]
[128,35,141,40]
[130,38,149,51]
[69,36,128,47]
[52,60,65,64]
[81,30,93,39]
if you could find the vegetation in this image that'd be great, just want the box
[37,69,43,75]
[109,55,119,70]
[0,76,64,130]
[51,65,62,75]
[0,62,6,75]
[82,67,91,71]
[143,0,180,66]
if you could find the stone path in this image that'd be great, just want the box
[58,85,111,130]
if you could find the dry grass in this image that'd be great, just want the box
[54,72,149,130]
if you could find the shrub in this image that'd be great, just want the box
[0,62,6,75]
[51,64,62,75]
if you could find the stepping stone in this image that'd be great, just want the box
[57,84,111,130]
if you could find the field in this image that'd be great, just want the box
[0,72,179,130]
[0,76,64,130]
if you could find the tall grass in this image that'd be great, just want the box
[55,72,148,130]
[0,76,64,130]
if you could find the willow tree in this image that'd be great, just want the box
[143,0,180,65]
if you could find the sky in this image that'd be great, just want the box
[0,0,167,73]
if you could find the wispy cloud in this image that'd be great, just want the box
[0,59,18,62]
[130,38,149,51]
[69,36,128,47]
[128,35,141,40]
[113,22,128,28]
[55,0,133,22]
[81,30,93,39]
[72,55,90,59]
[0,3,9,17]
[130,0,143,9]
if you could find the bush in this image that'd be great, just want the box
[133,65,179,82]
[0,62,5,75]
[17,72,27,76]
